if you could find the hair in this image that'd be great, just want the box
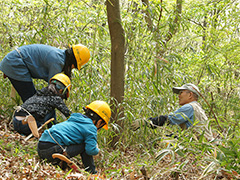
[192,93,199,100]
[62,48,77,78]
[186,90,199,100]
[48,81,68,100]
[84,108,101,121]
[83,108,106,129]
[48,83,58,94]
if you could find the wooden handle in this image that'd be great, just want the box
[24,118,55,141]
[40,118,55,130]
[52,153,72,164]
[52,153,81,172]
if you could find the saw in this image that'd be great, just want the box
[52,153,82,173]
[24,118,54,141]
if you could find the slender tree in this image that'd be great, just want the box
[141,0,153,31]
[141,0,182,55]
[106,0,125,148]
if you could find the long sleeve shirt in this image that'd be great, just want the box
[14,87,71,122]
[0,44,65,82]
[39,113,99,156]
[168,103,194,128]
[168,101,213,140]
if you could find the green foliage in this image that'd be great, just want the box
[0,0,240,178]
[217,137,240,172]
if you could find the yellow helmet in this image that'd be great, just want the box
[86,100,111,130]
[72,44,90,70]
[50,73,71,98]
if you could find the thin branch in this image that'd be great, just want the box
[156,0,163,29]
[192,87,223,132]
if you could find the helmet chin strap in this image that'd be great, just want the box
[95,119,106,130]
[83,107,106,130]
[98,124,105,130]
[62,84,71,96]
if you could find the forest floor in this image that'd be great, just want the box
[0,116,238,180]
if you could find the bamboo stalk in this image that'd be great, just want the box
[193,87,223,132]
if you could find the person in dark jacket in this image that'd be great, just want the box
[37,100,111,174]
[0,44,90,102]
[13,73,72,136]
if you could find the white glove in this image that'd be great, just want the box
[131,119,157,131]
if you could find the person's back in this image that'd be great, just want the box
[189,101,213,141]
[15,87,71,123]
[37,100,111,174]
[40,113,99,155]
[0,44,65,82]
[13,73,71,136]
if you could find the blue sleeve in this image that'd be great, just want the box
[168,104,194,127]
[84,130,99,156]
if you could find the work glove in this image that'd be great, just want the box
[149,115,168,127]
[131,119,158,131]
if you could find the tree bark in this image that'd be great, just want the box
[106,0,125,148]
[141,0,153,31]
[165,0,182,43]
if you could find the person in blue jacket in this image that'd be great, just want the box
[0,44,90,102]
[132,83,213,141]
[37,100,111,174]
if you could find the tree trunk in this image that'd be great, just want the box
[106,0,125,148]
[165,0,182,43]
[141,0,153,31]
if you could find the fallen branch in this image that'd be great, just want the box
[140,166,150,180]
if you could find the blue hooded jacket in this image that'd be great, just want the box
[0,44,65,82]
[39,113,99,156]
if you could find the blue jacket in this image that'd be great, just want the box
[168,102,195,128]
[39,113,99,156]
[0,44,65,82]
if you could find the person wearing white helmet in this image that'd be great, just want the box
[132,83,213,141]
[0,44,90,102]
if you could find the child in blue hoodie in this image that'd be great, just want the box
[37,100,111,174]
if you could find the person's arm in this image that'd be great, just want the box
[84,131,99,156]
[150,115,168,127]
[168,104,194,128]
[131,115,168,130]
[54,97,71,117]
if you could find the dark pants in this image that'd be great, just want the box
[9,77,57,131]
[13,116,42,136]
[13,110,57,136]
[42,110,57,128]
[8,77,36,102]
[37,141,96,174]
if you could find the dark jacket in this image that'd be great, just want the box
[14,87,71,122]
